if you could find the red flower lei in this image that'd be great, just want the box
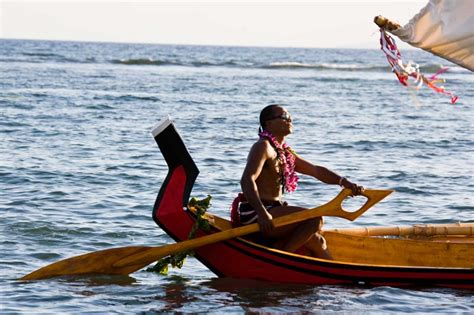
[259,130,298,193]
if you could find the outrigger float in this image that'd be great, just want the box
[151,118,473,290]
[21,118,473,289]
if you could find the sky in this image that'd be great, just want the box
[1,0,427,49]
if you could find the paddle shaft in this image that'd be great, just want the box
[21,188,392,280]
[113,188,392,268]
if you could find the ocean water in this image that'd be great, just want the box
[1,39,473,313]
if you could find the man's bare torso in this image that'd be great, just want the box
[255,140,282,201]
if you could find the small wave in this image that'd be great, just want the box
[86,104,115,110]
[418,64,451,73]
[112,58,245,68]
[266,61,315,69]
[264,61,467,74]
[386,63,466,75]
[30,252,62,260]
[111,58,176,66]
[22,52,63,58]
[93,94,161,102]
[391,186,433,196]
[191,60,242,67]
[264,62,389,71]
[320,63,382,71]
[450,205,474,211]
[387,171,408,180]
[2,55,95,65]
[0,58,42,64]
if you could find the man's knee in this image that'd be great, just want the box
[303,217,323,231]
[316,216,324,229]
[314,232,328,250]
[309,217,324,230]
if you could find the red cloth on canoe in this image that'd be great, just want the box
[230,193,245,227]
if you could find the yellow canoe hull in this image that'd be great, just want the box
[323,231,473,269]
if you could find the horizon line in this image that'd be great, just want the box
[0,36,417,51]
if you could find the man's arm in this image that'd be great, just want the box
[240,140,274,236]
[295,155,364,195]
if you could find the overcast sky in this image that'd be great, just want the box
[1,0,427,48]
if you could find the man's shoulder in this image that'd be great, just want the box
[254,137,271,148]
[250,138,275,157]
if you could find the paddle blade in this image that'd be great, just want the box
[338,189,393,221]
[273,189,393,228]
[20,246,152,280]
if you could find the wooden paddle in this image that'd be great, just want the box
[20,188,392,280]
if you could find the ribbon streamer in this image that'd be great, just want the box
[379,29,458,104]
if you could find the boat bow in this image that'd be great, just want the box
[151,118,199,230]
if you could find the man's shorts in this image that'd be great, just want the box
[238,200,284,225]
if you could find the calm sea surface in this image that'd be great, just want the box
[1,39,473,313]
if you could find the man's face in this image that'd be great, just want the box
[267,106,293,136]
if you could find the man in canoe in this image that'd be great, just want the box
[232,104,364,259]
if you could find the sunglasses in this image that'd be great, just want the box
[269,112,292,122]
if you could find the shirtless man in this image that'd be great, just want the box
[238,104,364,259]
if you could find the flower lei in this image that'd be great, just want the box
[259,130,298,193]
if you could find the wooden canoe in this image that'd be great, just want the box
[152,118,474,289]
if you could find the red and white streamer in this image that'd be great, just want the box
[379,29,458,104]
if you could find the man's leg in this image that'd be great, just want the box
[267,206,331,259]
[304,233,333,260]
